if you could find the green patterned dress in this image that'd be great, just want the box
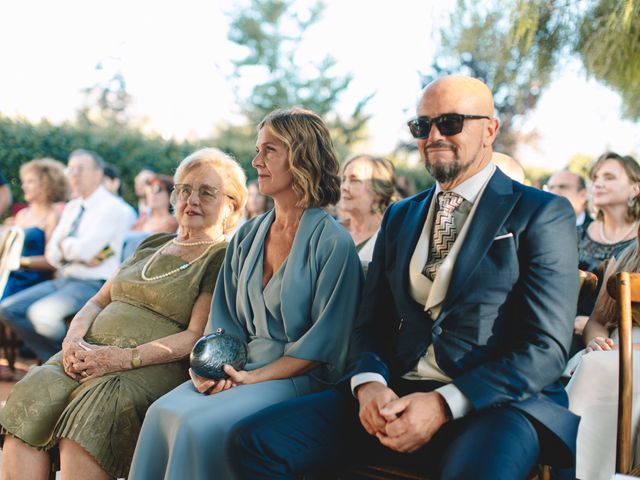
[0,233,226,478]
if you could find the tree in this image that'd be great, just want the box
[512,0,640,120]
[566,153,594,179]
[218,0,373,174]
[77,63,133,127]
[417,0,566,154]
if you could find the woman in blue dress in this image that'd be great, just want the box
[2,158,69,300]
[129,108,365,479]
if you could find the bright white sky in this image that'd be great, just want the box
[0,0,638,170]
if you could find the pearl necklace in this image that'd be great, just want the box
[173,238,221,247]
[141,238,220,281]
[599,221,638,245]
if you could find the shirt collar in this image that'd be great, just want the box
[434,162,496,205]
[80,185,110,208]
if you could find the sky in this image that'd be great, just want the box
[0,0,638,171]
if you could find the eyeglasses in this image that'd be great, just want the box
[407,113,490,139]
[171,184,233,204]
[171,184,221,204]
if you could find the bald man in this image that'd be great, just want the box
[229,76,579,479]
[547,170,591,227]
[493,152,526,183]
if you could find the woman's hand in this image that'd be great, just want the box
[188,368,235,395]
[585,336,615,353]
[61,337,88,380]
[223,365,257,385]
[72,345,130,383]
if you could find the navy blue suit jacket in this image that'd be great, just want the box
[347,169,580,466]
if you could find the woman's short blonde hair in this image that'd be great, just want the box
[20,158,70,203]
[258,108,340,208]
[343,154,398,214]
[175,148,248,234]
[590,152,640,222]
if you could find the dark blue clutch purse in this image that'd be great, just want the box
[190,328,248,380]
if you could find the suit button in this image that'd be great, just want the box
[433,326,442,336]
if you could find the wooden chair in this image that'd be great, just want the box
[607,271,640,475]
[0,227,25,371]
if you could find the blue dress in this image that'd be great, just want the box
[129,208,364,480]
[1,227,51,300]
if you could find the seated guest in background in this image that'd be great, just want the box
[245,179,274,220]
[567,237,640,480]
[103,162,137,228]
[546,170,591,228]
[102,162,123,196]
[0,170,12,218]
[229,76,579,480]
[131,174,178,234]
[0,147,245,480]
[129,108,364,480]
[396,174,416,198]
[492,152,525,183]
[340,154,397,268]
[575,152,640,330]
[1,158,69,300]
[133,167,155,220]
[123,174,178,260]
[0,149,135,363]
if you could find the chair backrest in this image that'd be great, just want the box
[579,269,598,296]
[0,226,25,298]
[607,271,640,474]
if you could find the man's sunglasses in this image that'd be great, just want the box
[407,113,490,139]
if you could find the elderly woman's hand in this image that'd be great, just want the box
[73,345,130,383]
[188,368,236,395]
[585,336,615,353]
[61,337,87,380]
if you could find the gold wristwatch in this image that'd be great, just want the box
[131,348,142,368]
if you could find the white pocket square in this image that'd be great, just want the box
[493,233,514,240]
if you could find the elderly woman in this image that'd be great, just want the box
[2,158,69,299]
[340,154,397,268]
[0,148,247,480]
[129,108,364,479]
[575,153,640,328]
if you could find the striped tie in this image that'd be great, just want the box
[67,205,85,238]
[423,191,463,280]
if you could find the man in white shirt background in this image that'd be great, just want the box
[0,149,134,363]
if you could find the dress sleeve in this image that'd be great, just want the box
[204,231,248,340]
[283,227,365,372]
[198,244,227,294]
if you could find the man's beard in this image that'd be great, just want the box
[423,142,469,184]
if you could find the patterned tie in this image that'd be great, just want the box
[66,205,85,238]
[422,191,463,280]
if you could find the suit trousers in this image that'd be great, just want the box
[229,383,542,480]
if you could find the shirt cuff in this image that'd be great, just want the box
[436,383,473,420]
[350,373,387,397]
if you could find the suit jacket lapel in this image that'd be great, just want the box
[442,170,521,310]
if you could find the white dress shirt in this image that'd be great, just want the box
[46,185,135,280]
[352,163,496,420]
